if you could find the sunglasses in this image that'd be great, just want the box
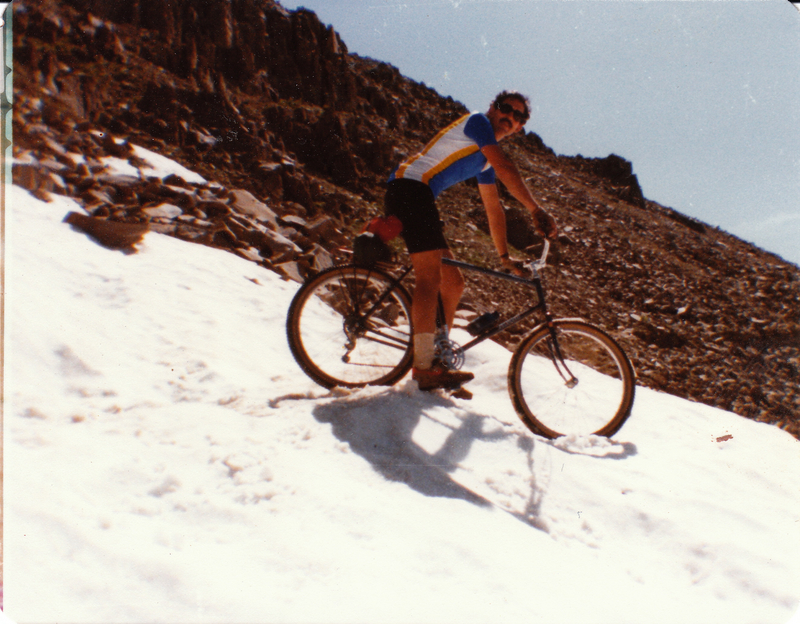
[495,101,528,123]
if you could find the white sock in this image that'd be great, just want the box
[413,333,435,369]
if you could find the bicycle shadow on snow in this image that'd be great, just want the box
[312,384,638,531]
[312,385,542,521]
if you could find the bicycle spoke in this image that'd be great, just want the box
[287,265,414,388]
[362,328,412,350]
[509,321,635,439]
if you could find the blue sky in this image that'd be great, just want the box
[281,0,800,266]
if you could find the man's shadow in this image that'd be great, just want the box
[312,389,514,508]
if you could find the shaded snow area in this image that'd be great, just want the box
[4,175,800,623]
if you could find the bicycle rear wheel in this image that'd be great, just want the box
[508,320,635,439]
[286,264,414,388]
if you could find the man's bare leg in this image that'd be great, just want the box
[409,249,473,388]
[409,249,444,337]
[409,249,464,334]
[439,249,465,331]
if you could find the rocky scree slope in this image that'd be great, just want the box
[10,0,800,437]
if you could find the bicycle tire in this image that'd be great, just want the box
[286,264,414,389]
[508,320,635,439]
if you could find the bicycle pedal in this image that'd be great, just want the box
[418,383,472,399]
[448,386,473,400]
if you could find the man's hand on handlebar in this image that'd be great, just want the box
[533,209,558,240]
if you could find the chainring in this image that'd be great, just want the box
[434,335,465,370]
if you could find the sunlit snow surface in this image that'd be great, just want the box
[4,150,800,624]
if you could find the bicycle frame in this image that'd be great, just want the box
[441,241,579,387]
[289,239,634,437]
[440,257,551,352]
[358,240,578,385]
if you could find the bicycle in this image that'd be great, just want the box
[286,240,636,439]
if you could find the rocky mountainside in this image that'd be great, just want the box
[11,0,799,437]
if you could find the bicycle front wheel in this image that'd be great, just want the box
[286,264,414,388]
[508,320,635,439]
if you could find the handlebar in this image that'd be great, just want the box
[441,238,553,284]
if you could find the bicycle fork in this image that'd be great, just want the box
[545,321,579,389]
[531,271,579,389]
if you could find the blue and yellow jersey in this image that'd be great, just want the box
[389,112,497,197]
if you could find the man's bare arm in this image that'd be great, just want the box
[478,182,527,275]
[481,144,557,238]
[478,182,509,257]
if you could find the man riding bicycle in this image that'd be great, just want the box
[384,90,558,391]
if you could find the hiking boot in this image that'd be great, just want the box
[412,362,474,391]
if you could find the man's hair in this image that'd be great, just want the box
[492,90,531,121]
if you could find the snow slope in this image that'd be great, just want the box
[4,160,800,623]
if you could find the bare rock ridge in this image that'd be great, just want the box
[11,0,799,437]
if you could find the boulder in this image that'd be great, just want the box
[262,228,302,262]
[197,200,231,218]
[228,188,278,226]
[13,160,63,193]
[143,203,183,219]
[307,216,348,247]
[274,261,305,283]
[64,212,149,251]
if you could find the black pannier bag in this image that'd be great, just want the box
[352,215,403,268]
[352,231,392,267]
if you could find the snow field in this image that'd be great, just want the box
[4,166,799,623]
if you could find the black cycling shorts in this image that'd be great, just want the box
[384,178,448,254]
